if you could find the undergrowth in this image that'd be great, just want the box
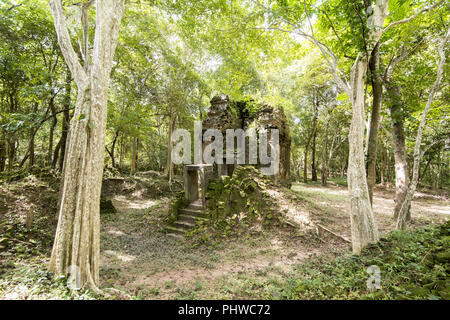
[271,221,450,300]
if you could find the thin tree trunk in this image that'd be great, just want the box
[311,129,317,182]
[119,138,124,169]
[303,116,317,183]
[367,43,383,206]
[52,138,62,168]
[48,96,57,166]
[28,102,39,168]
[321,120,329,186]
[59,71,72,171]
[311,94,318,182]
[28,128,35,168]
[7,137,16,171]
[106,130,119,168]
[131,137,138,174]
[397,26,449,230]
[437,149,442,189]
[164,111,175,182]
[418,155,432,186]
[0,134,6,172]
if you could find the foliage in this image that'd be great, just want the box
[274,221,450,300]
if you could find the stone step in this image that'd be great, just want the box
[171,220,195,230]
[179,208,209,219]
[188,198,204,210]
[165,226,186,236]
[178,214,208,224]
[188,203,203,210]
[167,233,184,241]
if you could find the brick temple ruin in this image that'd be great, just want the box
[168,95,291,238]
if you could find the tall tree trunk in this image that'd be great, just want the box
[311,128,317,182]
[49,0,125,291]
[347,56,379,254]
[303,100,318,183]
[304,0,386,254]
[28,128,35,168]
[0,134,5,172]
[367,43,383,206]
[131,137,138,174]
[418,154,433,186]
[164,112,175,182]
[28,102,39,168]
[387,84,410,221]
[119,138,124,169]
[59,71,72,171]
[437,149,442,189]
[311,94,318,182]
[396,26,449,230]
[48,96,57,166]
[106,130,119,168]
[7,137,16,171]
[52,138,62,168]
[321,120,329,186]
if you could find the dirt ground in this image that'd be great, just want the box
[99,182,449,299]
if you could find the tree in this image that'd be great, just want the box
[299,0,386,254]
[48,0,125,290]
[396,26,449,230]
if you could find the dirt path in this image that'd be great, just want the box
[99,183,449,299]
[291,183,449,240]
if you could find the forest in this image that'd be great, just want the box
[0,0,449,301]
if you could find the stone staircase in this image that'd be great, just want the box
[165,199,209,240]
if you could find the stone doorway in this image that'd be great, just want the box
[183,164,213,207]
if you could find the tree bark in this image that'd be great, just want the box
[49,0,125,291]
[311,94,318,181]
[28,102,39,168]
[106,130,119,168]
[0,134,5,172]
[367,43,383,206]
[59,71,72,171]
[28,128,35,168]
[311,126,317,182]
[303,98,318,183]
[164,112,175,182]
[48,96,57,166]
[52,137,62,168]
[6,137,16,171]
[347,56,379,254]
[321,119,329,186]
[386,84,410,221]
[131,137,138,174]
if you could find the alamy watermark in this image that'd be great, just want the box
[171,121,280,176]
[366,265,381,290]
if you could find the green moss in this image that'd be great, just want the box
[166,190,188,223]
[188,166,286,242]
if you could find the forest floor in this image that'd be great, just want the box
[0,171,448,299]
[98,177,448,299]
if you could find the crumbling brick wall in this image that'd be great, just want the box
[202,95,291,186]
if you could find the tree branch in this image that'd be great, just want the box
[382,0,446,36]
[49,0,88,86]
